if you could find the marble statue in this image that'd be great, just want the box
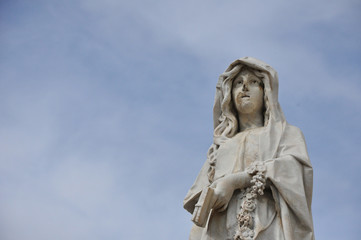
[184,57,315,240]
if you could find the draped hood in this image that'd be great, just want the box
[184,57,315,240]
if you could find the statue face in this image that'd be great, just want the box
[232,70,264,115]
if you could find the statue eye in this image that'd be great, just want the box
[236,80,243,85]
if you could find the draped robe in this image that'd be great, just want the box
[183,57,315,240]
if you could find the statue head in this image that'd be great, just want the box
[213,66,268,140]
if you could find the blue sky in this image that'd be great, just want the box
[1,0,360,239]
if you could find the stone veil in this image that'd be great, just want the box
[184,57,315,240]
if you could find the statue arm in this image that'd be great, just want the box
[210,171,252,212]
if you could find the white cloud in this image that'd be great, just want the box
[1,0,360,239]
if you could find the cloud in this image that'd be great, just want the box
[1,0,360,239]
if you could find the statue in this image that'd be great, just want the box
[184,57,315,240]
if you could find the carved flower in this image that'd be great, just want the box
[246,193,254,200]
[242,213,252,225]
[246,165,257,175]
[256,175,266,182]
[246,161,266,175]
[243,200,256,211]
[255,162,266,172]
[235,161,266,240]
[240,228,254,240]
[255,181,264,188]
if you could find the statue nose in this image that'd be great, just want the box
[242,83,248,92]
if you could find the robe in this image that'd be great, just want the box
[184,57,315,240]
[184,124,314,239]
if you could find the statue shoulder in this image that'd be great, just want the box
[283,124,306,142]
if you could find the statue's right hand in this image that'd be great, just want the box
[210,177,235,212]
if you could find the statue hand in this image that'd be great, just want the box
[210,176,235,212]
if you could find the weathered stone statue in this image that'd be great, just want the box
[184,57,315,240]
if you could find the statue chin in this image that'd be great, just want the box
[236,102,257,114]
[236,100,264,116]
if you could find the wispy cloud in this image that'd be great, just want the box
[1,0,360,239]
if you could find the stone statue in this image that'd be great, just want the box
[184,57,315,240]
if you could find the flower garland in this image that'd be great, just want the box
[234,161,266,240]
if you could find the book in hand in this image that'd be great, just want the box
[191,187,214,227]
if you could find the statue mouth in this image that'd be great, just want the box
[236,94,250,102]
